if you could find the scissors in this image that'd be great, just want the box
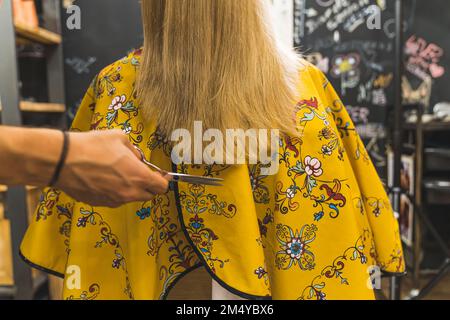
[134,146,224,187]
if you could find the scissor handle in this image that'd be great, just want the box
[134,146,165,173]
[134,145,224,186]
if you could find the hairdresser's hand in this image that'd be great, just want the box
[57,130,170,207]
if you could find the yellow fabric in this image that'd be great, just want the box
[21,50,404,300]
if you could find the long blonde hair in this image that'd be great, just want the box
[137,0,300,137]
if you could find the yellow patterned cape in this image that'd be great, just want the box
[21,49,404,300]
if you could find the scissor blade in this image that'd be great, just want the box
[168,173,224,186]
[134,146,225,186]
[185,181,224,186]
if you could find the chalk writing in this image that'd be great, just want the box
[65,56,97,75]
[405,35,445,81]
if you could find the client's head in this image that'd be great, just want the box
[137,0,300,138]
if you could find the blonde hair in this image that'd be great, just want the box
[137,0,300,137]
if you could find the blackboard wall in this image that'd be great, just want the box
[61,0,143,122]
[61,0,450,167]
[402,0,450,110]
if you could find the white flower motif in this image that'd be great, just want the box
[109,95,126,111]
[123,126,132,134]
[286,238,304,260]
[286,187,296,199]
[321,145,332,156]
[304,156,323,177]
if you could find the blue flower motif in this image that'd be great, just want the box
[112,258,121,269]
[57,205,70,216]
[318,292,326,300]
[286,238,304,259]
[191,221,202,229]
[120,121,132,134]
[77,217,88,228]
[314,211,325,221]
[360,254,368,264]
[254,267,267,279]
[136,207,151,220]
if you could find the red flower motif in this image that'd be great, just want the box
[298,97,319,109]
[320,180,347,206]
[284,136,300,157]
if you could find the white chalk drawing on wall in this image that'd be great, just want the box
[372,73,392,106]
[358,77,375,105]
[357,73,392,107]
[304,0,383,35]
[293,0,449,171]
[294,0,307,43]
[347,105,370,124]
[316,0,335,7]
[402,76,433,109]
[301,0,397,45]
[382,0,416,39]
[346,104,386,166]
[405,35,445,81]
[403,35,446,109]
[344,4,382,33]
[330,53,361,95]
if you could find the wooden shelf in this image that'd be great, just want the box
[0,219,13,287]
[14,22,62,45]
[1,0,66,299]
[0,186,39,193]
[20,101,66,113]
[404,121,450,132]
[0,102,66,113]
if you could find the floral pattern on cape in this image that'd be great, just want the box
[20,49,404,300]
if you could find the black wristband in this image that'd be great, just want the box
[49,131,70,187]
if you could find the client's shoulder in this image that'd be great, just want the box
[297,58,327,81]
[296,57,331,95]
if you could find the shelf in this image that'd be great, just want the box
[20,101,66,113]
[1,0,65,300]
[404,121,450,132]
[423,179,450,205]
[0,286,15,299]
[0,186,39,193]
[14,22,61,45]
[0,275,48,300]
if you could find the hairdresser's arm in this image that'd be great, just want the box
[0,126,169,207]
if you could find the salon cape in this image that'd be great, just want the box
[21,49,405,300]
